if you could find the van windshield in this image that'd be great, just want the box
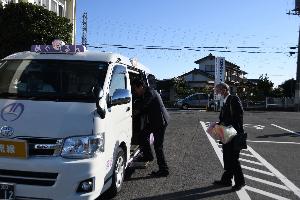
[0,60,108,102]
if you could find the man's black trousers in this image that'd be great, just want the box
[139,126,168,172]
[221,140,245,186]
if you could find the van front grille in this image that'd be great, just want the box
[0,169,58,186]
[16,137,63,157]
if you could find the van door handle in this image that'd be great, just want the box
[126,107,130,112]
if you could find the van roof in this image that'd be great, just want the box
[3,50,150,73]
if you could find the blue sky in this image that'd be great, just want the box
[76,0,299,86]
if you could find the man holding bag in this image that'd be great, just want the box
[213,82,246,191]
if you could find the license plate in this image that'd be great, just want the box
[0,139,28,159]
[0,183,15,200]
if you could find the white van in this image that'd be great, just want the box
[0,41,151,200]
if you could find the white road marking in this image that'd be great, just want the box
[247,140,300,145]
[244,175,290,191]
[201,121,300,199]
[200,121,251,200]
[241,148,249,152]
[253,125,265,130]
[247,146,300,198]
[239,158,264,166]
[244,186,291,200]
[244,124,265,130]
[243,124,252,127]
[241,165,275,176]
[240,152,255,158]
[271,124,300,136]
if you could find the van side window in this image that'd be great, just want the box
[109,65,127,97]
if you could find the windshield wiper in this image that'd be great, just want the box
[54,94,95,102]
[0,92,95,102]
[0,92,60,101]
[26,93,62,101]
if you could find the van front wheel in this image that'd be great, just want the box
[108,147,126,196]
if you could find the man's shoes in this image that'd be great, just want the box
[150,170,169,177]
[213,180,232,187]
[231,183,246,191]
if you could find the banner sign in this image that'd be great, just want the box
[215,57,225,85]
[31,45,85,53]
[214,57,226,101]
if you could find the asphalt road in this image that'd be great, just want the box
[100,110,300,200]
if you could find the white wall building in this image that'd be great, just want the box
[0,0,76,44]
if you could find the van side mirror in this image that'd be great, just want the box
[108,89,131,107]
[92,86,106,119]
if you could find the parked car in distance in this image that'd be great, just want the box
[174,98,183,108]
[178,93,209,109]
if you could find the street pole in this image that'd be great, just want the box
[296,25,300,111]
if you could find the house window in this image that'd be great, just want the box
[2,0,13,5]
[205,65,214,72]
[51,0,57,12]
[58,4,64,17]
[34,0,41,5]
[42,0,49,9]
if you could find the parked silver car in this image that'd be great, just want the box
[177,93,209,109]
[174,98,184,108]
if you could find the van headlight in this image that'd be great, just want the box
[61,133,105,159]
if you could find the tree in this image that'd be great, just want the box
[271,87,284,97]
[170,77,194,98]
[278,78,296,97]
[0,2,72,58]
[251,74,274,101]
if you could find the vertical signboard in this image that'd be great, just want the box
[214,57,226,109]
[215,57,226,86]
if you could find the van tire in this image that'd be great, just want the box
[107,147,126,197]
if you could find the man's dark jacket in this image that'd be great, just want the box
[139,87,170,132]
[219,95,244,134]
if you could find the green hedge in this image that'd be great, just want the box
[0,2,72,58]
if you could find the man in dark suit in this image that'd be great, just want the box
[132,78,170,177]
[213,82,246,191]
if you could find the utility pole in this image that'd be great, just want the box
[81,12,88,48]
[296,26,300,111]
[288,0,300,111]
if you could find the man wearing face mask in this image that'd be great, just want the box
[213,82,246,191]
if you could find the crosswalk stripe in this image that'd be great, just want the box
[200,121,251,200]
[247,146,300,198]
[244,174,290,191]
[240,152,255,158]
[244,186,291,200]
[241,165,275,176]
[239,158,264,166]
[201,121,300,199]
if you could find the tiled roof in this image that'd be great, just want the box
[179,68,214,80]
[194,53,247,74]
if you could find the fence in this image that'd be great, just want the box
[265,97,295,109]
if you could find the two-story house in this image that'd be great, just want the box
[193,53,247,93]
[158,53,247,102]
[0,0,76,44]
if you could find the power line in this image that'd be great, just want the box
[86,43,297,55]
